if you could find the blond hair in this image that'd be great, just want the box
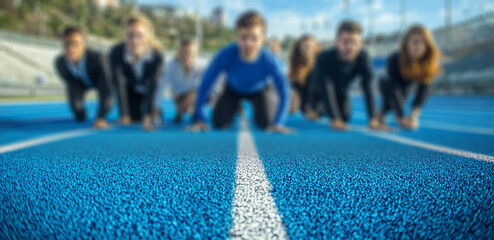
[125,13,162,50]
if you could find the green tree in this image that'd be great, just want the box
[0,12,20,30]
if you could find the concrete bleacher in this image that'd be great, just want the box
[0,30,207,97]
[1,12,493,96]
[368,12,494,58]
[0,38,60,90]
[434,47,494,94]
[0,30,115,92]
[434,12,494,55]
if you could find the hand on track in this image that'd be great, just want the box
[266,125,295,135]
[186,122,210,132]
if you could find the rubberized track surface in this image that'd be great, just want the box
[1,96,493,239]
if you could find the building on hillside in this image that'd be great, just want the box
[139,4,197,20]
[210,7,226,27]
[1,0,21,13]
[92,0,120,9]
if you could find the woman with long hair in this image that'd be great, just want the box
[288,34,321,119]
[109,13,164,131]
[378,25,442,130]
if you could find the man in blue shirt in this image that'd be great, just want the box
[190,11,291,133]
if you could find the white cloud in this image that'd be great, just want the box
[139,0,491,41]
[263,2,344,40]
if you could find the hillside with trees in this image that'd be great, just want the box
[0,0,236,51]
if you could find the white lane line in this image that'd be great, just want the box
[362,130,494,163]
[425,105,494,111]
[229,119,288,240]
[0,129,94,154]
[318,120,494,163]
[0,101,66,106]
[0,117,73,125]
[0,111,70,118]
[351,113,494,135]
[422,110,494,116]
[420,120,494,136]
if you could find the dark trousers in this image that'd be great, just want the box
[212,86,273,129]
[66,81,89,122]
[173,91,196,123]
[67,81,113,122]
[379,77,409,116]
[379,79,394,114]
[126,87,145,122]
[292,82,308,113]
[293,82,325,115]
[328,94,351,123]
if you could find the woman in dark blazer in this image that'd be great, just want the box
[109,14,164,130]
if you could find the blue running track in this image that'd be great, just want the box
[0,96,493,239]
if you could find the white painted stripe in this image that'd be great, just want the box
[420,112,494,119]
[426,105,494,111]
[0,129,93,154]
[420,120,494,136]
[229,119,288,240]
[422,109,494,116]
[0,100,66,106]
[351,113,494,135]
[0,99,176,107]
[0,117,72,125]
[362,131,494,163]
[315,120,494,162]
[0,111,70,118]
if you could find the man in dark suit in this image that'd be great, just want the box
[311,20,379,131]
[54,25,112,129]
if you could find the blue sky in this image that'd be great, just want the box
[138,0,494,40]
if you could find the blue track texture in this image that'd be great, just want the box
[254,120,494,239]
[0,96,494,239]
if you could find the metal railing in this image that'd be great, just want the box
[367,12,494,57]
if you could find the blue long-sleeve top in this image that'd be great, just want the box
[194,43,290,126]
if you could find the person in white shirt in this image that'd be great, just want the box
[155,38,204,124]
